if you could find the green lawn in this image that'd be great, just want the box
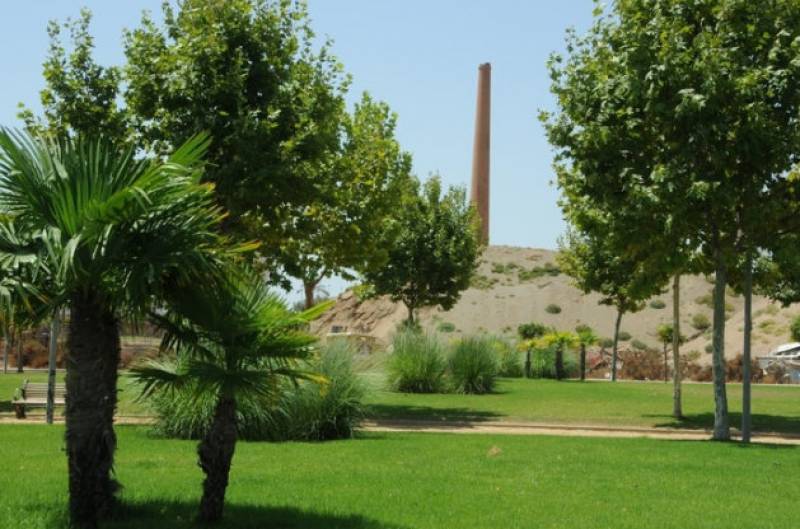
[365,377,800,433]
[3,372,800,434]
[0,425,797,529]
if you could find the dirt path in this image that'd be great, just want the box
[3,414,799,445]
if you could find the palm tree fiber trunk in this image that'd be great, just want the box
[555,345,565,380]
[198,396,238,523]
[66,289,121,528]
[580,344,586,382]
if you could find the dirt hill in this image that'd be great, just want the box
[313,246,800,363]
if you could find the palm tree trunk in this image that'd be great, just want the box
[711,249,730,441]
[672,274,683,419]
[741,254,753,443]
[2,323,9,374]
[16,330,23,373]
[580,343,586,382]
[198,396,238,523]
[611,309,623,382]
[66,289,121,527]
[524,349,531,378]
[555,344,565,380]
[663,342,668,383]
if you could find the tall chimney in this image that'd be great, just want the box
[470,63,491,245]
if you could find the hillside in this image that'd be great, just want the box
[313,246,800,363]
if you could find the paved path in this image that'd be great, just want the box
[361,419,800,445]
[3,414,799,445]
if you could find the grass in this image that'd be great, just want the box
[364,377,800,433]
[0,425,798,529]
[4,372,800,434]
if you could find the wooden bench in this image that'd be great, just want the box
[13,380,65,419]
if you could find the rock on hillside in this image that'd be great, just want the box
[312,246,799,363]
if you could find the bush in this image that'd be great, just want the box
[692,313,711,331]
[492,337,523,377]
[649,299,666,309]
[599,337,614,348]
[617,331,632,342]
[545,304,562,314]
[529,346,578,379]
[790,315,800,342]
[619,349,664,380]
[437,321,456,333]
[147,340,367,441]
[517,322,549,339]
[631,339,649,351]
[448,336,499,394]
[387,330,447,393]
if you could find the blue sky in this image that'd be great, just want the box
[0,1,596,297]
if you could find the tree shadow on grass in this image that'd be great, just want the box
[0,399,14,413]
[366,404,502,423]
[647,412,800,435]
[107,501,406,529]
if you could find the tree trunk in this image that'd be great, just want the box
[741,254,753,443]
[611,309,623,382]
[672,274,683,419]
[198,396,238,523]
[2,324,9,374]
[663,342,668,383]
[555,344,565,380]
[524,349,531,378]
[303,278,320,310]
[711,250,730,441]
[46,312,61,425]
[405,302,415,325]
[580,343,586,382]
[66,289,121,527]
[16,330,23,373]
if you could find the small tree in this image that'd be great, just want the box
[539,331,578,381]
[364,176,481,324]
[518,322,549,377]
[133,270,326,523]
[575,324,598,382]
[656,324,686,384]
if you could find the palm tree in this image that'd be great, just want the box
[0,130,238,527]
[540,331,579,380]
[132,270,326,523]
[575,325,598,381]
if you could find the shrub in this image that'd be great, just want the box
[619,349,664,380]
[617,331,632,342]
[519,323,546,339]
[599,337,614,348]
[725,354,763,383]
[631,339,649,351]
[492,337,523,377]
[387,330,447,393]
[545,304,562,314]
[517,322,549,339]
[448,336,498,394]
[437,321,456,333]
[791,315,800,342]
[649,299,666,309]
[692,313,711,331]
[147,340,366,441]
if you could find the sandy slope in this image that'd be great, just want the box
[312,246,799,363]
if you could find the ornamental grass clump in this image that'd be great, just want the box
[387,330,447,393]
[448,336,499,394]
